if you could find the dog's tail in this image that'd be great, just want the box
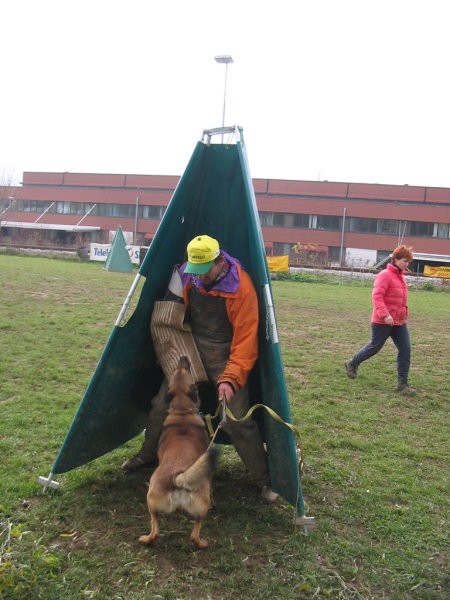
[174,447,220,491]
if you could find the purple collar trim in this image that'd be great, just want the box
[181,251,241,293]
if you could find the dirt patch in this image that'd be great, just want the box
[285,367,309,385]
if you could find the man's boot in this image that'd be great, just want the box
[122,381,169,473]
[396,378,416,395]
[121,434,158,473]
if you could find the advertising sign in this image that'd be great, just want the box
[89,243,141,264]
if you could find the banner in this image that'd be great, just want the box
[89,243,141,264]
[267,255,289,272]
[423,265,450,278]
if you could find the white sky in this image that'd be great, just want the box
[2,0,450,189]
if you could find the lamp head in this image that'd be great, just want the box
[215,55,233,64]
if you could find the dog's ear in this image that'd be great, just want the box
[187,383,199,403]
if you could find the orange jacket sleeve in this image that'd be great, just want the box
[217,269,259,391]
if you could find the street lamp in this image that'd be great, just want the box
[215,55,233,131]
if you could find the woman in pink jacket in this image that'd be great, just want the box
[345,245,415,394]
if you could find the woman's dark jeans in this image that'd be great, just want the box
[351,323,411,379]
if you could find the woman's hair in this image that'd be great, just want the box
[392,245,413,262]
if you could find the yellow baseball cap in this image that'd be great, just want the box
[185,235,221,274]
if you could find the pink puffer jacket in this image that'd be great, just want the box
[371,262,408,325]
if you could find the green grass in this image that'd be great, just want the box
[0,255,448,599]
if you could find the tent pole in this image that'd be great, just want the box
[264,284,279,343]
[115,272,142,326]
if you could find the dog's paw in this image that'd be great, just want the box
[191,536,208,549]
[138,534,157,545]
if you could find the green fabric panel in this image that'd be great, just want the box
[104,226,133,272]
[51,139,304,514]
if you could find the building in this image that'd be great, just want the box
[1,171,450,269]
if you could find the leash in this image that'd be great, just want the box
[205,399,304,476]
[204,396,312,529]
[205,395,227,449]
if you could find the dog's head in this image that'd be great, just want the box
[166,356,201,411]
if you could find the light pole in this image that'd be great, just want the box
[215,55,233,132]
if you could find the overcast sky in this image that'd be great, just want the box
[2,0,450,189]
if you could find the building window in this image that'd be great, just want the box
[309,215,318,229]
[16,199,53,213]
[282,213,295,226]
[96,204,112,216]
[436,223,450,238]
[407,221,435,237]
[273,242,294,255]
[55,201,71,215]
[377,219,399,234]
[112,204,136,218]
[261,212,314,228]
[259,212,274,226]
[72,203,85,216]
[316,215,341,230]
[273,213,287,226]
[293,214,310,228]
[139,205,165,219]
[348,217,377,233]
[40,202,167,220]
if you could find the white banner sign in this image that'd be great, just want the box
[89,243,141,264]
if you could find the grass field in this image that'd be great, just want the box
[0,255,448,599]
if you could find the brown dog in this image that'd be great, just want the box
[138,356,217,549]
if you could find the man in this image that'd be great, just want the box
[122,234,278,503]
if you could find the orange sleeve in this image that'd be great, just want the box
[217,269,259,390]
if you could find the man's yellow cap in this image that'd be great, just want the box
[185,235,221,275]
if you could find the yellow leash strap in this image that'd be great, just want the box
[204,402,304,474]
[204,397,226,442]
[204,411,217,439]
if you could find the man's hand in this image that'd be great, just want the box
[384,315,394,326]
[218,382,235,403]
